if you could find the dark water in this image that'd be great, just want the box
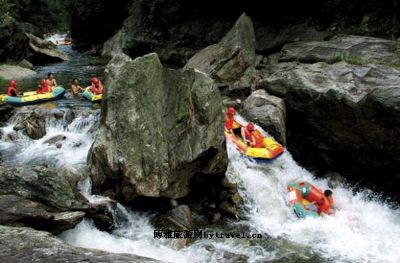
[1,45,109,109]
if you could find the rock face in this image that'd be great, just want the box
[242,89,286,145]
[0,102,14,122]
[261,60,400,195]
[154,205,195,230]
[0,165,88,234]
[13,110,46,139]
[0,17,30,62]
[88,53,224,200]
[26,33,69,63]
[0,64,36,80]
[279,35,398,64]
[185,14,256,96]
[0,225,163,263]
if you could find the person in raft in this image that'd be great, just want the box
[71,79,83,96]
[47,72,57,88]
[90,77,103,95]
[7,80,23,97]
[317,190,335,215]
[241,123,265,148]
[36,79,52,94]
[224,107,241,135]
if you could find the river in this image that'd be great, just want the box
[0,47,399,263]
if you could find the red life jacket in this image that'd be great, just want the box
[91,82,103,95]
[7,86,18,96]
[252,130,265,148]
[37,84,51,94]
[224,114,240,130]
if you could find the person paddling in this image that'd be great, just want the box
[90,77,103,95]
[71,79,83,96]
[317,190,335,215]
[7,80,22,97]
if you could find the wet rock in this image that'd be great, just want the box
[26,33,69,63]
[0,102,14,122]
[325,172,349,189]
[154,205,195,231]
[0,165,88,234]
[242,89,286,145]
[0,225,164,263]
[51,211,85,235]
[185,14,256,96]
[17,59,33,69]
[0,64,36,80]
[88,53,224,200]
[279,35,398,64]
[61,167,86,191]
[13,110,46,139]
[219,250,249,263]
[262,60,400,196]
[43,134,66,145]
[87,200,116,231]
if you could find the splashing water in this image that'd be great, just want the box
[2,107,399,263]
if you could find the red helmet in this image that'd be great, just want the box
[9,80,17,87]
[40,79,47,85]
[246,123,255,131]
[227,107,236,115]
[91,77,99,84]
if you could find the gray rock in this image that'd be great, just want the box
[185,14,256,96]
[88,53,224,200]
[0,64,36,80]
[26,33,69,62]
[0,165,88,233]
[154,205,195,231]
[261,60,400,192]
[18,59,33,69]
[0,102,14,122]
[13,110,46,139]
[242,89,286,145]
[0,225,164,263]
[279,35,398,64]
[43,134,66,145]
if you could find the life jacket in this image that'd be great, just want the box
[7,86,18,96]
[319,196,334,214]
[252,130,265,148]
[91,81,103,95]
[224,114,240,130]
[37,84,51,94]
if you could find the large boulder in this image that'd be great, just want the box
[0,165,88,234]
[184,14,256,96]
[0,225,164,263]
[279,35,399,64]
[26,33,69,63]
[261,60,400,196]
[88,53,225,200]
[0,17,30,62]
[0,64,36,80]
[242,89,286,145]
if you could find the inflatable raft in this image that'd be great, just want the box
[288,181,325,218]
[3,86,65,107]
[80,86,102,102]
[224,129,284,160]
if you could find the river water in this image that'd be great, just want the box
[0,47,399,263]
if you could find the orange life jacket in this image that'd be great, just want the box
[224,114,240,130]
[7,86,18,96]
[91,81,103,95]
[36,84,51,94]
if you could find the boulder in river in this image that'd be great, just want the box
[0,64,36,80]
[185,14,256,96]
[154,205,196,231]
[0,165,88,234]
[242,89,286,145]
[13,109,46,140]
[43,134,66,145]
[26,33,69,63]
[261,60,400,195]
[88,53,225,200]
[0,225,164,263]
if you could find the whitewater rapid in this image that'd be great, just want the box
[1,109,399,263]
